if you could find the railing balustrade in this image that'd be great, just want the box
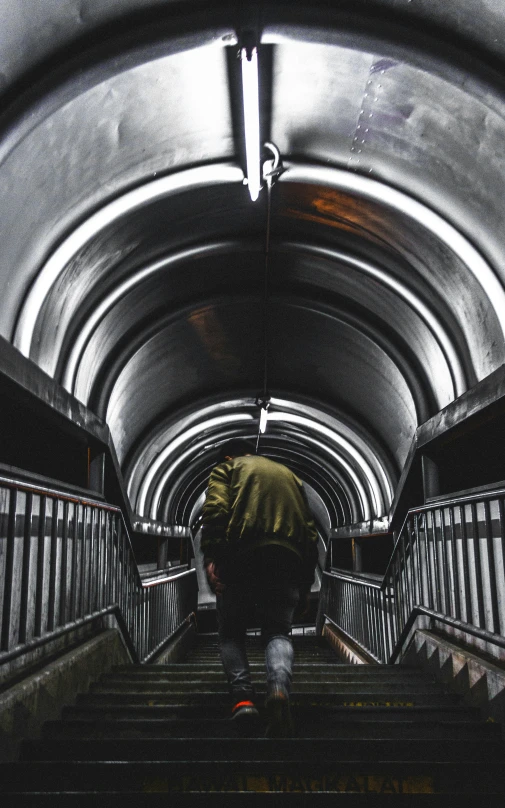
[318,488,505,662]
[0,475,198,666]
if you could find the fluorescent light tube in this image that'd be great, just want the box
[241,46,261,202]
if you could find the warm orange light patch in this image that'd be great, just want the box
[279,184,387,245]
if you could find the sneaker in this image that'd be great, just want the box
[230,699,260,730]
[265,689,294,738]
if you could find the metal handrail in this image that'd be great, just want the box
[0,474,122,511]
[318,486,505,663]
[142,569,195,588]
[0,474,198,666]
[325,569,383,590]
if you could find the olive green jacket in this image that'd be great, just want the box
[201,455,319,585]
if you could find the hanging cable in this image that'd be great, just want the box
[255,142,283,453]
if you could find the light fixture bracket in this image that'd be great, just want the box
[255,395,271,411]
[256,396,271,436]
[262,141,285,188]
[239,29,257,61]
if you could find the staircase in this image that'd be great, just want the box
[3,633,505,804]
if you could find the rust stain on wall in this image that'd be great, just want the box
[188,306,242,376]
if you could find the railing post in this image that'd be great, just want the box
[1,488,17,652]
[18,491,33,645]
[483,499,500,636]
[448,505,461,621]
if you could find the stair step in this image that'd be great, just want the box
[186,650,336,656]
[115,662,416,669]
[21,736,505,762]
[41,717,500,740]
[108,666,432,679]
[91,679,446,694]
[3,760,505,794]
[3,793,505,807]
[105,666,431,674]
[114,662,344,669]
[63,703,473,722]
[77,691,460,707]
[186,647,335,653]
[185,657,340,664]
[185,659,339,665]
[97,671,441,693]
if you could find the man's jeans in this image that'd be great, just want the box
[215,546,301,704]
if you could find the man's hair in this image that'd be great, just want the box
[217,438,256,463]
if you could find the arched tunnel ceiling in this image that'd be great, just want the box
[2,1,505,530]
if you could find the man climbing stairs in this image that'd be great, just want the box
[2,632,505,803]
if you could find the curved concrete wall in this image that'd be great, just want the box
[1,1,505,526]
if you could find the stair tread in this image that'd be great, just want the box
[3,794,505,806]
[92,684,445,693]
[104,672,434,681]
[76,693,462,708]
[110,664,418,670]
[43,711,500,737]
[63,704,473,721]
[4,759,505,795]
[24,737,504,760]
[86,688,455,698]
